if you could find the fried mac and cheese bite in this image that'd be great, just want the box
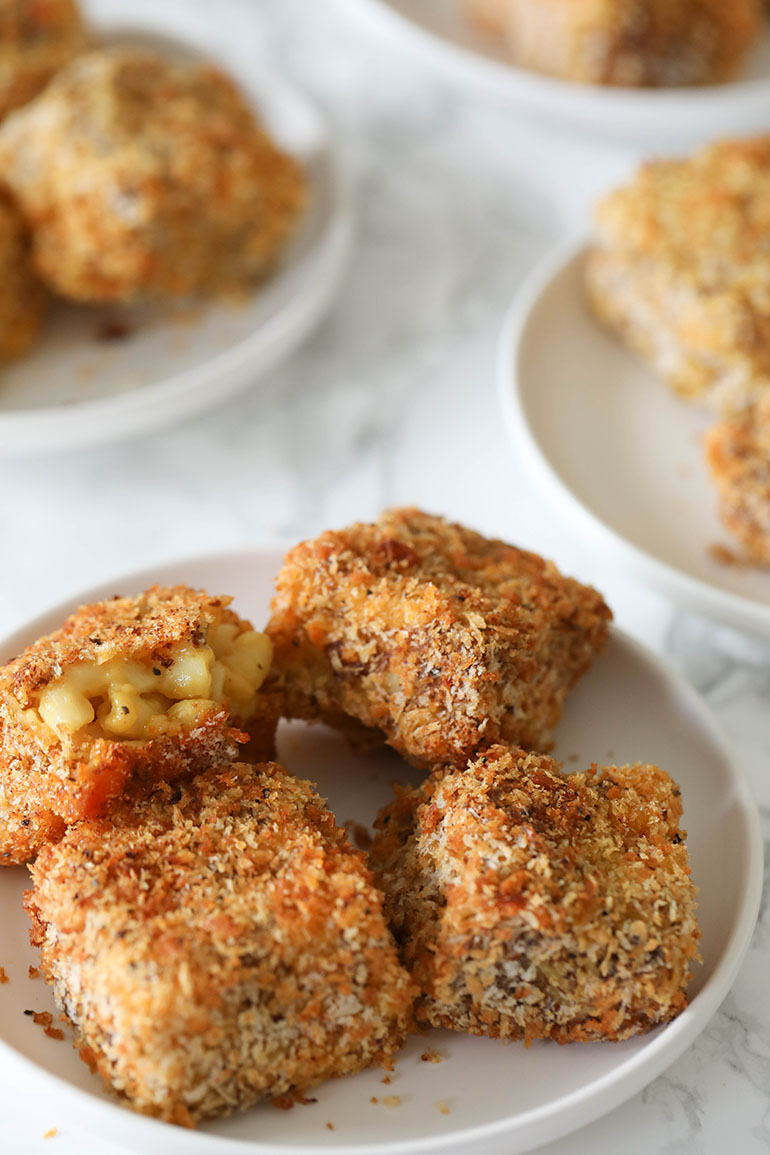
[587,137,770,415]
[705,400,770,566]
[25,760,415,1127]
[0,46,306,303]
[465,0,760,87]
[370,745,699,1044]
[0,0,88,121]
[0,189,47,359]
[266,509,611,769]
[0,586,277,864]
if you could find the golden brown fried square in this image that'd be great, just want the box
[0,47,306,303]
[266,508,611,769]
[587,136,770,414]
[705,398,770,565]
[370,744,699,1044]
[466,0,760,86]
[0,585,277,864]
[25,761,415,1127]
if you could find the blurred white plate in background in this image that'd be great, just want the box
[341,0,770,144]
[498,240,770,642]
[0,10,352,455]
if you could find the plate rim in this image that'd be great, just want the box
[338,0,770,141]
[0,20,354,454]
[0,543,763,1154]
[497,236,770,641]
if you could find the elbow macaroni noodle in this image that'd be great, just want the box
[36,624,272,741]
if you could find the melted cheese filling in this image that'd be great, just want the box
[34,624,272,741]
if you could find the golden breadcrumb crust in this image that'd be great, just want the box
[0,46,306,303]
[0,586,277,865]
[370,744,699,1044]
[25,761,415,1127]
[705,399,770,565]
[0,0,88,120]
[587,136,770,414]
[266,508,611,769]
[465,0,760,86]
[0,189,46,359]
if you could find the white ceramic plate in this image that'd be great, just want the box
[340,0,770,144]
[0,10,352,456]
[498,240,770,642]
[0,546,762,1155]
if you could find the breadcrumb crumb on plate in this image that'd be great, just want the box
[0,546,761,1155]
[499,239,770,641]
[0,7,351,456]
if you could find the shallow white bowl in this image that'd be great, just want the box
[498,240,770,642]
[0,546,762,1155]
[0,11,352,455]
[340,0,770,144]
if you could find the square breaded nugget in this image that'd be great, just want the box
[0,586,278,864]
[266,509,611,770]
[370,745,699,1044]
[587,137,770,415]
[705,398,770,566]
[0,47,306,303]
[466,0,760,87]
[25,761,415,1127]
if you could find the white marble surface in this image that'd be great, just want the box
[0,0,768,1152]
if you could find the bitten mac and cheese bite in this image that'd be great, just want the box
[0,585,277,863]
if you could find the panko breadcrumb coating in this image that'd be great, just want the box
[0,189,46,359]
[370,744,699,1044]
[0,586,277,864]
[25,761,415,1127]
[0,46,306,303]
[0,0,88,120]
[465,0,760,86]
[266,508,611,770]
[587,137,770,415]
[705,399,770,566]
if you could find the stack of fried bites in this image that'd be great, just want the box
[1,509,699,1129]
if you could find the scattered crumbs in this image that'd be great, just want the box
[709,543,743,567]
[343,820,372,851]
[381,1075,392,1085]
[43,1128,58,1140]
[370,1097,379,1104]
[28,965,40,979]
[567,753,579,764]
[326,1122,334,1131]
[382,1096,401,1109]
[0,966,8,983]
[78,1045,98,1075]
[420,1049,443,1064]
[96,317,132,342]
[271,1096,295,1111]
[30,1011,63,1040]
[381,1054,396,1072]
[296,1096,318,1106]
[436,1101,450,1116]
